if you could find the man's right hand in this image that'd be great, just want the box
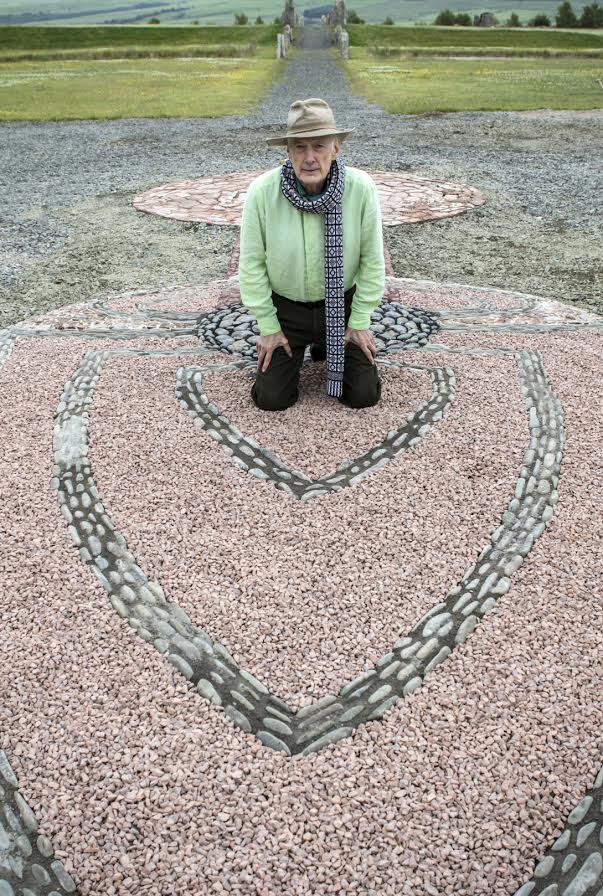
[257,330,293,373]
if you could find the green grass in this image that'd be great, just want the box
[0,55,284,120]
[348,24,603,49]
[0,24,279,51]
[344,49,603,111]
[370,45,603,57]
[0,46,261,62]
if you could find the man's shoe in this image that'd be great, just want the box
[310,344,327,362]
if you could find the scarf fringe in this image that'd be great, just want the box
[327,379,343,398]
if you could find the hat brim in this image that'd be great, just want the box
[266,128,354,146]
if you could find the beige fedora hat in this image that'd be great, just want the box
[266,97,354,146]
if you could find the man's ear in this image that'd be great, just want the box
[332,139,341,158]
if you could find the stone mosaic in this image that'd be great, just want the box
[49,343,562,759]
[1,273,602,894]
[133,169,486,227]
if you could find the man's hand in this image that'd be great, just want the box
[345,327,377,364]
[257,330,293,373]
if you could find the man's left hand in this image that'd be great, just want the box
[345,327,377,364]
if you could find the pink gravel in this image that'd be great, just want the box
[0,316,601,896]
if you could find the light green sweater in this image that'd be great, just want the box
[238,165,386,336]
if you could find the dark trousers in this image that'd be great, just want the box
[251,288,381,412]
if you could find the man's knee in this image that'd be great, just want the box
[342,379,381,408]
[251,344,302,411]
[342,359,382,408]
[251,380,298,412]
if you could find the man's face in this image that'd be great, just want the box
[287,137,340,196]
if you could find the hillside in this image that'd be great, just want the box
[1,0,597,27]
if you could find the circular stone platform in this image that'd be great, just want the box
[133,170,486,227]
[1,277,602,896]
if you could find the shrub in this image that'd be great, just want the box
[556,0,579,24]
[506,12,521,25]
[434,8,472,23]
[347,10,365,23]
[234,13,248,24]
[434,8,457,24]
[255,15,264,24]
[579,1,603,25]
[529,13,551,24]
[383,16,394,24]
[148,17,160,24]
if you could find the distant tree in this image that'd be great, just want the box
[347,9,366,23]
[506,11,521,25]
[255,15,264,24]
[434,8,457,23]
[191,19,199,24]
[234,13,249,24]
[274,15,282,23]
[556,0,579,24]
[433,8,472,23]
[148,17,160,24]
[529,12,551,24]
[383,15,394,24]
[579,1,603,24]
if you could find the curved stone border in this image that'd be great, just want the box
[11,326,197,342]
[385,277,603,331]
[196,300,440,361]
[91,301,201,324]
[441,322,603,336]
[0,751,77,895]
[176,357,453,500]
[0,333,15,374]
[513,765,603,896]
[51,346,564,755]
[132,170,486,228]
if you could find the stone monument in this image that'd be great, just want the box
[473,11,496,25]
[327,0,347,27]
[282,0,296,28]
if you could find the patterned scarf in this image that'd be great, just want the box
[280,158,346,398]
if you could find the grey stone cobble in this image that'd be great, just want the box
[0,332,15,374]
[0,751,77,894]
[197,300,439,361]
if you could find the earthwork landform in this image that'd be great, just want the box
[1,24,602,896]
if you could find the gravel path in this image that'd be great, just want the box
[1,25,602,328]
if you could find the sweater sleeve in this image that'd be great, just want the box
[238,178,281,337]
[348,179,386,331]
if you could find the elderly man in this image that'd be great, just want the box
[239,97,385,410]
